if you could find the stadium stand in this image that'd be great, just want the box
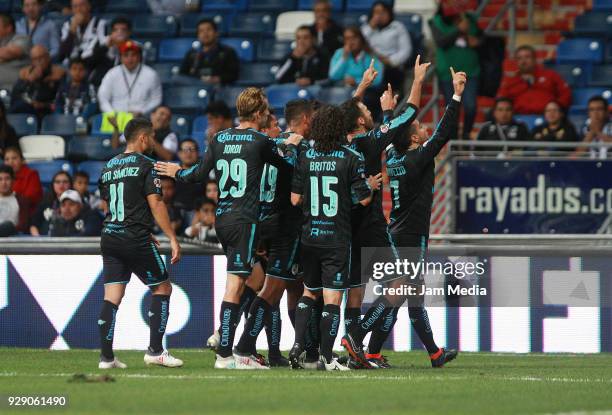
[7,114,37,137]
[19,135,65,161]
[66,136,118,162]
[27,160,73,185]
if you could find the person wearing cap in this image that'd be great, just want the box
[97,40,162,117]
[179,18,239,85]
[48,188,102,236]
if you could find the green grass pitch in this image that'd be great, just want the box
[0,349,611,415]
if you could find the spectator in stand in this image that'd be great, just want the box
[72,170,101,210]
[275,25,329,86]
[573,96,612,159]
[179,18,239,85]
[430,4,482,140]
[152,177,182,234]
[205,100,233,142]
[476,97,530,152]
[309,0,343,58]
[54,57,97,117]
[261,114,281,138]
[361,1,411,93]
[58,0,107,82]
[97,40,162,116]
[0,165,30,236]
[48,189,102,236]
[0,102,19,157]
[10,45,65,118]
[184,198,218,243]
[3,146,42,214]
[91,16,132,84]
[498,45,571,115]
[0,14,30,91]
[174,138,205,213]
[329,26,383,89]
[532,101,578,151]
[30,170,71,235]
[16,0,60,61]
[205,178,218,203]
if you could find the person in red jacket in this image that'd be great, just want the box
[498,45,571,114]
[3,146,43,215]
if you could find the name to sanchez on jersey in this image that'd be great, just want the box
[100,167,140,183]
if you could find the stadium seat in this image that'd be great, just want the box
[346,0,392,12]
[180,13,228,36]
[158,38,197,62]
[573,11,612,37]
[257,38,292,62]
[171,114,191,138]
[105,0,147,13]
[78,161,107,183]
[589,64,612,86]
[237,62,278,86]
[220,38,255,62]
[90,114,109,137]
[557,39,604,64]
[572,87,612,108]
[544,63,589,88]
[229,13,277,36]
[276,11,315,40]
[190,116,208,152]
[66,136,119,161]
[317,87,354,105]
[153,62,181,83]
[514,115,544,131]
[7,114,37,137]
[0,0,10,12]
[569,113,587,132]
[132,15,178,38]
[138,38,160,64]
[217,86,245,109]
[593,0,612,10]
[163,86,211,115]
[27,160,73,184]
[298,0,343,11]
[19,135,65,161]
[265,85,314,110]
[249,0,296,12]
[336,12,368,28]
[0,88,10,108]
[201,0,248,12]
[40,114,87,137]
[396,13,423,36]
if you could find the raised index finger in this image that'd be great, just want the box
[369,58,374,71]
[450,66,456,77]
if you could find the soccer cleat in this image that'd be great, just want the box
[214,354,236,369]
[288,343,305,370]
[303,356,320,370]
[366,353,391,369]
[233,349,270,370]
[206,330,220,351]
[254,352,268,367]
[144,350,184,367]
[430,348,458,368]
[98,358,127,369]
[340,333,371,369]
[321,356,350,371]
[268,354,290,367]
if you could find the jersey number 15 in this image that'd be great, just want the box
[310,176,338,217]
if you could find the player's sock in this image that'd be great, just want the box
[218,301,240,358]
[236,297,271,354]
[98,300,118,361]
[367,307,399,355]
[294,296,314,346]
[408,306,439,354]
[265,302,282,358]
[319,304,341,364]
[239,286,257,319]
[148,295,170,355]
[288,307,296,328]
[352,297,390,343]
[344,307,361,335]
[304,297,322,353]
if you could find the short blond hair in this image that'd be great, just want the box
[236,87,268,121]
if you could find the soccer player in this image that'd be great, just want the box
[233,100,314,368]
[342,67,467,368]
[289,104,374,371]
[97,117,183,369]
[155,88,301,369]
[339,56,429,368]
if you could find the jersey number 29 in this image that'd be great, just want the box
[217,159,247,198]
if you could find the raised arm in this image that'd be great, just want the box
[407,54,430,108]
[353,59,379,101]
[155,144,214,183]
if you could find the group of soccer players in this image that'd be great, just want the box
[95,54,467,371]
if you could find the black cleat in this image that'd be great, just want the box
[367,354,391,369]
[288,343,305,370]
[340,333,371,369]
[431,348,458,368]
[268,354,290,367]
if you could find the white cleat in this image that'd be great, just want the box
[98,358,127,369]
[233,351,270,370]
[214,354,236,369]
[323,357,350,371]
[206,330,220,351]
[144,350,183,368]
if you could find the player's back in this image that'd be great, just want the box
[98,152,160,244]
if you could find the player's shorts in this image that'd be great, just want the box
[101,236,169,287]
[216,222,258,277]
[381,232,429,285]
[301,244,350,291]
[257,215,301,281]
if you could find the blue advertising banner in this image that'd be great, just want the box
[455,160,612,233]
